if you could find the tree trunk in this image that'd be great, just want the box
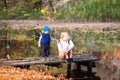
[2,0,7,8]
[33,0,42,9]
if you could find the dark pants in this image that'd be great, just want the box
[41,45,50,57]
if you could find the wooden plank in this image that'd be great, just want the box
[0,59,65,66]
[0,54,100,66]
[73,54,100,62]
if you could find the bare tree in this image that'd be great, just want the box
[33,0,42,9]
[1,0,7,8]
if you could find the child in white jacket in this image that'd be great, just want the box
[57,32,74,61]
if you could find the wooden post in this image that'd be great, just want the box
[87,61,95,76]
[87,64,92,76]
[2,30,7,58]
[66,62,71,78]
[76,62,81,71]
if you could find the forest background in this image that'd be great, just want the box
[0,0,119,22]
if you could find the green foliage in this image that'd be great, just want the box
[56,0,120,22]
[0,0,119,21]
[0,8,42,19]
[0,0,42,19]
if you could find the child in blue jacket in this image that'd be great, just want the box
[38,25,56,61]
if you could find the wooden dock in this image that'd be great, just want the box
[0,54,100,80]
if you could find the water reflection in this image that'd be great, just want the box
[71,67,101,80]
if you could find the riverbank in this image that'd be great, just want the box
[0,20,120,29]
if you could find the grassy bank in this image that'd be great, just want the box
[0,27,120,58]
[56,0,120,22]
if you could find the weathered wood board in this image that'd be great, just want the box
[0,54,99,66]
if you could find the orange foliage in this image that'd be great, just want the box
[0,66,73,80]
[101,48,120,60]
[0,66,56,80]
[113,49,120,59]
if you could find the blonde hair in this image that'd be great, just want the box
[60,32,70,41]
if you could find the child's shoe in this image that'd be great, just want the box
[66,58,73,63]
[70,58,73,62]
[66,58,70,63]
[47,57,50,61]
[41,57,45,61]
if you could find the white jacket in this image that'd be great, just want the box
[57,39,74,55]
